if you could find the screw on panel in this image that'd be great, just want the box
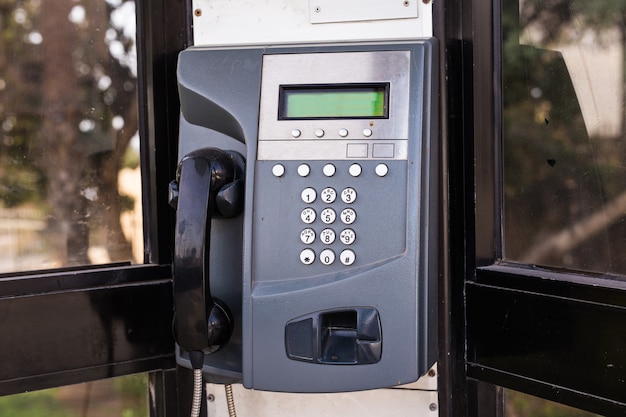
[423,0,431,4]
[429,403,438,412]
[194,8,202,17]
[314,6,321,13]
[403,1,410,6]
[207,394,215,402]
[428,368,436,377]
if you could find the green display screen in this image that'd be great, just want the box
[280,84,388,119]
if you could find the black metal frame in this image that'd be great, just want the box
[435,0,507,415]
[434,0,473,415]
[458,0,626,415]
[137,0,191,265]
[0,265,174,395]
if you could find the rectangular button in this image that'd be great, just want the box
[372,143,395,158]
[346,143,368,158]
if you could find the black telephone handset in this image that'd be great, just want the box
[170,147,244,366]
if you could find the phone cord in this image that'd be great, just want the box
[225,384,238,417]
[191,369,203,417]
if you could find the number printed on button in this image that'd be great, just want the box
[341,187,357,204]
[301,208,316,224]
[320,228,336,245]
[340,208,356,224]
[301,187,317,203]
[321,208,336,224]
[300,228,315,244]
[321,187,337,203]
[340,229,356,245]
[320,249,335,265]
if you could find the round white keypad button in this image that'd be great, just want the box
[297,164,311,177]
[320,208,336,224]
[300,208,316,224]
[340,249,356,266]
[300,249,315,265]
[320,228,336,245]
[323,164,336,177]
[340,229,356,245]
[349,163,362,177]
[301,187,317,203]
[375,163,389,177]
[321,187,337,203]
[272,164,285,177]
[320,249,335,265]
[340,208,356,224]
[300,228,316,244]
[341,187,357,204]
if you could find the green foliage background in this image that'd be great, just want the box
[0,375,147,417]
[506,390,603,417]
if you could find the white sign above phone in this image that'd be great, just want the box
[191,0,433,46]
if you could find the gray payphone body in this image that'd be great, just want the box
[173,40,438,393]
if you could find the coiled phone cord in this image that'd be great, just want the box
[191,368,203,417]
[225,384,238,417]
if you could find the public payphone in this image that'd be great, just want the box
[170,40,438,393]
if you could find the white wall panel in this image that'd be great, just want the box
[192,0,432,46]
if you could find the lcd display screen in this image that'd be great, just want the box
[279,84,389,119]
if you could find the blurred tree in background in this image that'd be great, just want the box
[0,0,138,267]
[506,390,603,417]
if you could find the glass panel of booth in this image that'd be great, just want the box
[502,0,626,275]
[0,0,142,273]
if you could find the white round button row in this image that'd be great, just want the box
[290,128,373,138]
[301,187,356,204]
[299,248,356,266]
[272,163,388,178]
[300,208,356,225]
[300,228,356,245]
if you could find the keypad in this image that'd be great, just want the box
[298,183,359,266]
[259,158,405,276]
[270,162,387,267]
[298,183,360,265]
[267,161,396,267]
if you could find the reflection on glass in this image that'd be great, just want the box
[0,374,147,417]
[0,0,142,273]
[503,1,626,273]
[505,389,602,417]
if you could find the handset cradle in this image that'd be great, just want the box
[171,148,244,361]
